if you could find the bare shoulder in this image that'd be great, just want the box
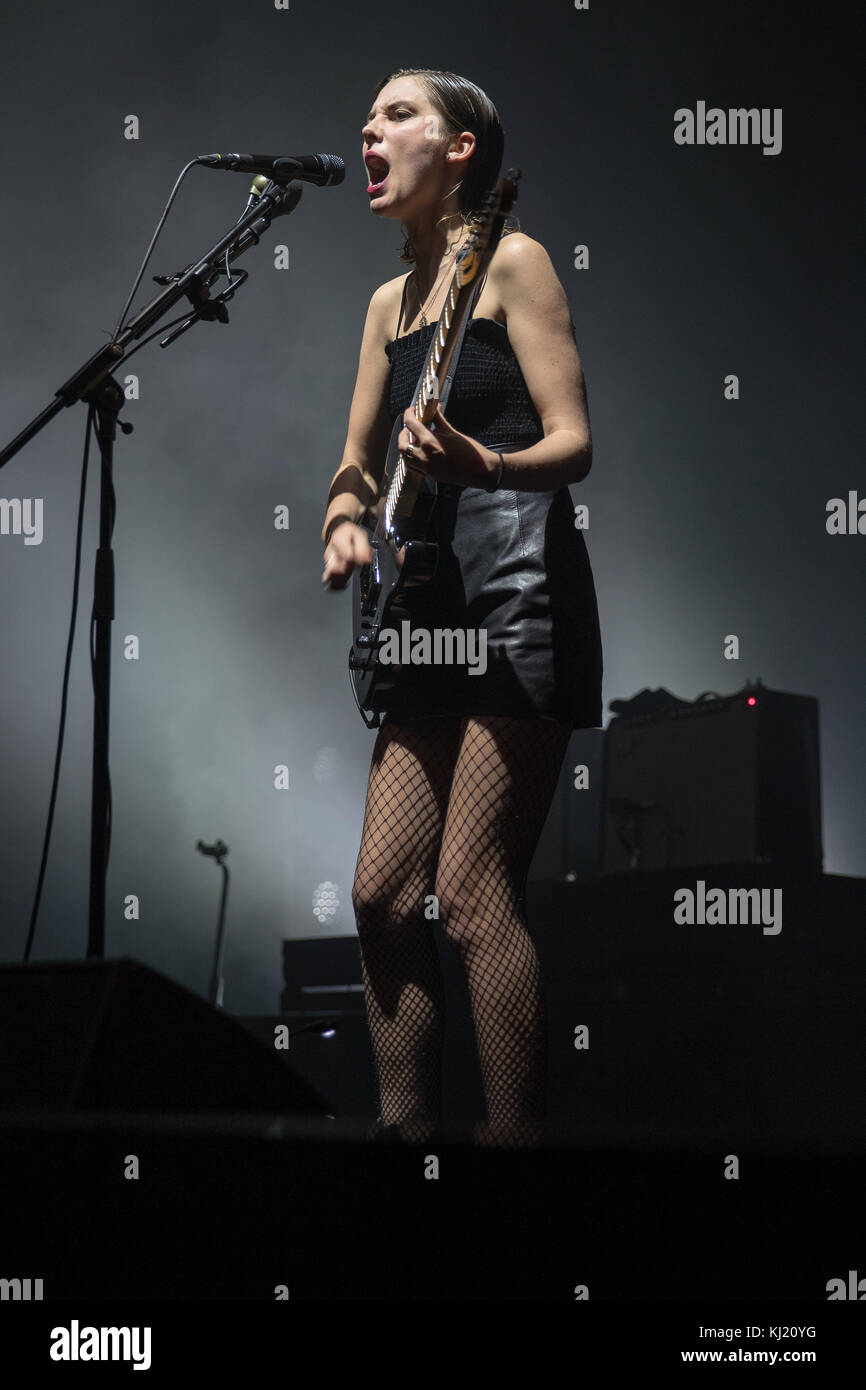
[368,272,411,346]
[489,231,560,298]
[491,229,547,264]
[488,231,575,334]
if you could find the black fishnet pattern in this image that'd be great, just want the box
[353,713,571,1147]
[435,716,571,1146]
[353,718,463,1144]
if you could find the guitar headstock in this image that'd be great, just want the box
[454,167,521,286]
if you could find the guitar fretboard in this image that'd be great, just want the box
[382,264,478,535]
[374,171,517,539]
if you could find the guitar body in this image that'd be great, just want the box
[349,414,440,726]
[347,171,521,727]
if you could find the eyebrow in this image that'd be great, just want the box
[365,99,416,122]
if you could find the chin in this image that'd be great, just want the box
[369,199,400,220]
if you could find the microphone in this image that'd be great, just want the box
[196,152,345,186]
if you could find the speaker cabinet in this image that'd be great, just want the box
[600,687,822,875]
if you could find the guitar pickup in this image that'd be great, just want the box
[359,542,382,615]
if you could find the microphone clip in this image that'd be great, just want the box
[158,266,247,347]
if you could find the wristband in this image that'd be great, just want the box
[484,451,505,493]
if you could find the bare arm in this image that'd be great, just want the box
[322,281,396,544]
[488,233,592,490]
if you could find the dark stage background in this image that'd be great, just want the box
[0,0,862,1014]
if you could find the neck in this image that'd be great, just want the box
[403,203,466,301]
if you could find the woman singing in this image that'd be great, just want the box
[321,68,602,1146]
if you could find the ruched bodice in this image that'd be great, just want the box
[384,318,543,448]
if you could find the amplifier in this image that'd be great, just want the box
[600,682,822,875]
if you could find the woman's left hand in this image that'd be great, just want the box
[399,403,498,489]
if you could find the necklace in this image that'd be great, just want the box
[414,237,465,328]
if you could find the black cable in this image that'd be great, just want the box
[114,161,259,339]
[88,439,117,870]
[112,158,199,338]
[23,404,95,962]
[114,310,204,366]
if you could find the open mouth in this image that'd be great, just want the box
[365,155,390,195]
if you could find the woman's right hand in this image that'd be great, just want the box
[321,521,374,590]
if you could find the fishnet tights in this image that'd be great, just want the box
[352,714,571,1147]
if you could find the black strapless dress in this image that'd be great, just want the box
[378,285,603,730]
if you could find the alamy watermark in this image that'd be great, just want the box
[674,102,782,156]
[1,1276,43,1299]
[378,620,487,675]
[0,497,43,544]
[674,879,782,935]
[49,1320,151,1370]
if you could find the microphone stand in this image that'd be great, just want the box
[0,178,304,961]
[196,840,230,1008]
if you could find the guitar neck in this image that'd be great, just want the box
[381,232,504,532]
[375,171,519,537]
[379,275,478,534]
[410,271,481,423]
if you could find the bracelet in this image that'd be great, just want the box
[484,451,505,493]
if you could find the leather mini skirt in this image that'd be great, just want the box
[379,435,603,729]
